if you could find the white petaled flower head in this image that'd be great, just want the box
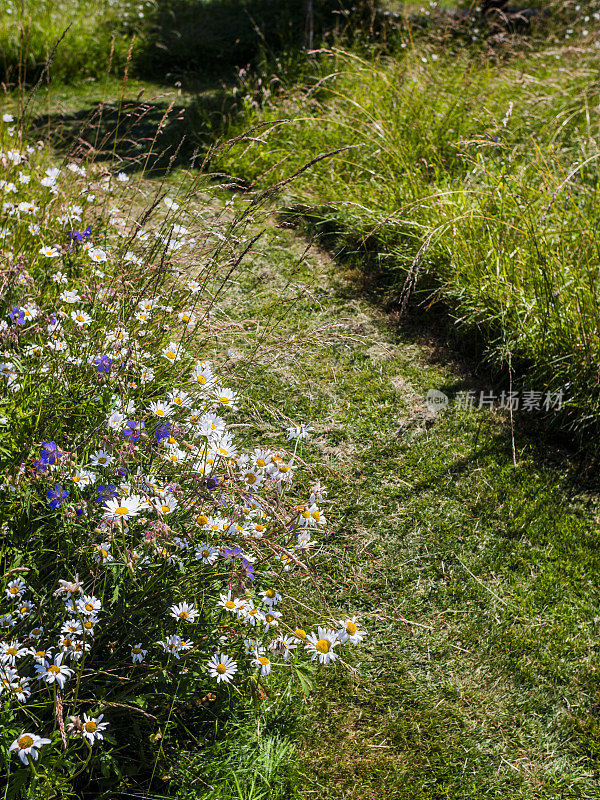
[81,714,109,744]
[71,309,92,327]
[0,639,28,666]
[77,595,101,616]
[158,634,183,658]
[337,616,366,645]
[253,653,272,675]
[299,503,326,528]
[154,494,178,516]
[36,654,73,688]
[5,579,26,599]
[259,588,281,607]
[214,387,238,411]
[9,733,51,765]
[59,290,81,304]
[195,543,219,565]
[103,495,142,521]
[162,342,182,363]
[39,245,60,258]
[149,401,173,419]
[305,627,340,665]
[286,423,314,441]
[89,450,113,468]
[191,362,213,388]
[207,653,237,684]
[131,643,147,664]
[170,602,199,623]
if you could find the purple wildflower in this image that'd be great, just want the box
[9,307,25,325]
[46,484,68,510]
[94,355,112,374]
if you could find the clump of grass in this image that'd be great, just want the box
[0,0,149,85]
[216,38,600,434]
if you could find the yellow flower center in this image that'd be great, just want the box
[76,315,84,322]
[166,352,175,360]
[19,607,28,615]
[220,396,229,404]
[156,409,165,416]
[202,550,209,558]
[85,603,94,612]
[258,656,269,666]
[246,474,256,484]
[256,458,266,468]
[265,615,274,623]
[265,589,276,598]
[346,622,357,635]
[6,647,17,656]
[181,315,190,322]
[196,375,206,385]
[100,549,109,558]
[18,735,33,749]
[224,600,236,610]
[36,650,45,658]
[9,586,18,594]
[73,476,80,482]
[115,506,129,515]
[98,457,107,464]
[316,638,330,654]
[84,721,97,733]
[161,506,170,514]
[179,611,189,619]
[312,511,321,521]
[48,665,61,675]
[294,629,306,640]
[216,663,227,674]
[32,629,42,636]
[84,621,93,630]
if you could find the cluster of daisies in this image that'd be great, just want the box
[0,119,365,773]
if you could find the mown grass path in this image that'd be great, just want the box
[226,216,600,799]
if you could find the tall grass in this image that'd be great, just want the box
[217,39,600,433]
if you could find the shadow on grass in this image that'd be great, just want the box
[27,85,243,175]
[136,0,374,80]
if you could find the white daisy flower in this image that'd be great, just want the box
[337,617,366,645]
[39,245,60,258]
[9,733,51,765]
[35,654,73,688]
[253,653,272,675]
[71,309,91,327]
[0,640,28,666]
[81,714,109,744]
[207,653,237,683]
[103,495,142,520]
[195,543,219,565]
[59,290,81,304]
[89,450,113,468]
[131,644,147,663]
[149,401,173,419]
[304,627,340,665]
[170,602,199,623]
[259,589,281,607]
[162,342,182,363]
[5,579,26,599]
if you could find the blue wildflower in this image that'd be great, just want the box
[155,422,171,443]
[9,307,25,325]
[46,484,68,510]
[95,484,118,504]
[94,355,112,374]
[123,420,145,443]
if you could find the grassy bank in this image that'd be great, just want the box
[216,34,600,435]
